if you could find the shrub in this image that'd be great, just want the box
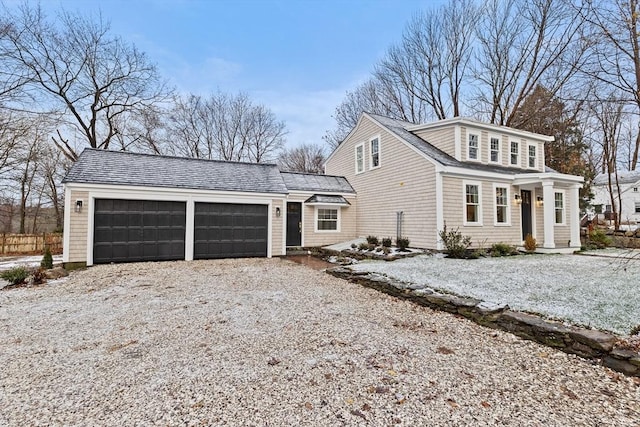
[381,237,392,248]
[358,242,370,251]
[41,246,53,269]
[350,243,357,249]
[366,235,379,246]
[524,234,537,252]
[1,267,29,286]
[588,228,612,249]
[396,237,410,251]
[382,247,391,255]
[491,242,515,257]
[32,268,47,285]
[630,324,640,336]
[375,247,383,253]
[438,225,471,259]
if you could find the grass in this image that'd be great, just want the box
[351,252,640,336]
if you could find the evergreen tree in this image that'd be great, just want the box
[511,85,594,209]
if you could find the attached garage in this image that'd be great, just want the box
[93,199,186,264]
[62,149,355,268]
[194,202,268,259]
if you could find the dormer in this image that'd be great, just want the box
[407,118,553,172]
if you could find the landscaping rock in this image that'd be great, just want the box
[602,356,639,376]
[569,329,617,352]
[44,267,68,280]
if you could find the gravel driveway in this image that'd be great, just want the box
[0,258,638,426]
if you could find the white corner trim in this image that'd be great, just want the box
[62,186,72,263]
[435,169,444,250]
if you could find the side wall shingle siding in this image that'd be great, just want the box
[68,190,89,263]
[326,116,438,248]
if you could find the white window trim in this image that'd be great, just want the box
[467,132,480,162]
[354,143,365,174]
[510,141,520,167]
[463,180,483,226]
[489,134,501,164]
[527,143,538,169]
[314,206,341,233]
[369,135,381,170]
[493,184,511,226]
[554,190,566,226]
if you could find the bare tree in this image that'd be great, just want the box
[0,3,171,161]
[588,95,627,229]
[244,104,286,163]
[474,0,588,125]
[325,0,478,147]
[278,143,326,173]
[580,0,640,169]
[166,91,286,162]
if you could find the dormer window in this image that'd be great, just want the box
[528,144,537,168]
[468,134,479,160]
[490,136,500,163]
[510,141,519,166]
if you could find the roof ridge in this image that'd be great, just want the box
[81,148,278,167]
[280,170,346,179]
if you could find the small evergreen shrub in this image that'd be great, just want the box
[366,235,379,246]
[1,267,29,286]
[381,237,392,248]
[438,225,472,259]
[588,228,612,249]
[375,246,383,253]
[41,246,53,269]
[630,324,640,336]
[524,234,537,252]
[491,242,515,257]
[382,247,391,254]
[396,237,410,251]
[350,243,357,249]
[358,242,370,251]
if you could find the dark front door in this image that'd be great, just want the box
[193,202,268,259]
[521,190,532,240]
[93,199,186,264]
[286,202,302,246]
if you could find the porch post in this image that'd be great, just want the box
[542,181,555,249]
[569,183,582,248]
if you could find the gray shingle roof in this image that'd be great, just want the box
[304,194,351,205]
[367,113,542,176]
[367,113,459,167]
[593,170,640,185]
[281,172,355,193]
[63,149,289,194]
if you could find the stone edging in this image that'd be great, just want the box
[326,266,640,377]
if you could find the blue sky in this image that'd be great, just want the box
[34,0,443,149]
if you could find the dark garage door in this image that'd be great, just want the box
[194,202,268,259]
[93,199,186,264]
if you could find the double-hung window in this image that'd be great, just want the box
[554,192,565,224]
[355,143,364,174]
[510,141,519,166]
[495,186,509,224]
[490,137,500,163]
[528,145,537,168]
[465,183,481,224]
[317,208,338,231]
[370,137,380,168]
[468,134,479,160]
[635,202,640,213]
